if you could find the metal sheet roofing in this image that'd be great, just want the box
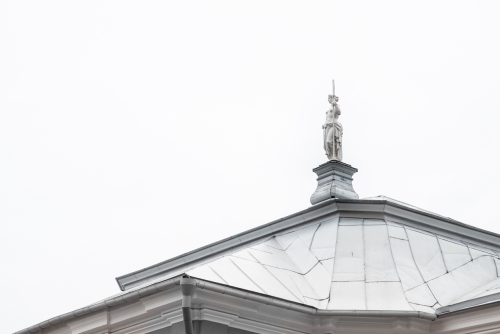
[185,216,500,313]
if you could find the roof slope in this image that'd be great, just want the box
[185,216,500,313]
[111,197,500,314]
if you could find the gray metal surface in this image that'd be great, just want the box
[436,291,500,315]
[193,278,437,320]
[187,217,500,313]
[310,160,359,204]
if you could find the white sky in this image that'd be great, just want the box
[2,1,500,332]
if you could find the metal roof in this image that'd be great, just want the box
[111,196,500,314]
[15,196,500,334]
[116,197,500,291]
[184,215,500,313]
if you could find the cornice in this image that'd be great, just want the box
[431,302,500,334]
[24,276,500,334]
[436,293,500,317]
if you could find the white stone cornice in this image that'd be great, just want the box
[37,278,500,334]
[191,308,307,334]
[111,309,183,334]
[66,311,108,334]
[431,303,500,334]
[314,315,431,334]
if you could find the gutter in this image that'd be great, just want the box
[180,277,196,334]
[436,292,500,316]
[194,278,437,321]
[14,275,436,334]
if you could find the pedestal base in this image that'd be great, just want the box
[310,160,359,205]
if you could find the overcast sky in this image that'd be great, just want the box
[2,1,500,333]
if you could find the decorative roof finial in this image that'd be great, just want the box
[323,79,343,161]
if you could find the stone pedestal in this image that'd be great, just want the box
[310,160,359,205]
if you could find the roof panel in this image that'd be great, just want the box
[389,237,424,291]
[406,229,447,281]
[366,282,414,311]
[209,257,264,293]
[438,238,472,271]
[427,256,497,306]
[229,257,301,302]
[404,283,437,306]
[304,263,331,299]
[387,225,408,240]
[285,237,319,274]
[328,282,366,310]
[364,224,399,282]
[310,218,338,260]
[332,225,364,281]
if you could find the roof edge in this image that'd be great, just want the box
[338,197,500,240]
[194,277,437,321]
[436,292,500,316]
[16,275,437,334]
[116,199,339,291]
[14,275,183,334]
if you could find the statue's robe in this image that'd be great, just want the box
[323,122,333,159]
[333,121,343,161]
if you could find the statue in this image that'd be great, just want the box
[323,80,343,161]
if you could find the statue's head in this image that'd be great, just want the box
[328,95,339,104]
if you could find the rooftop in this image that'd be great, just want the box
[115,196,500,314]
[15,195,500,334]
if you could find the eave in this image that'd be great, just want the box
[15,275,437,334]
